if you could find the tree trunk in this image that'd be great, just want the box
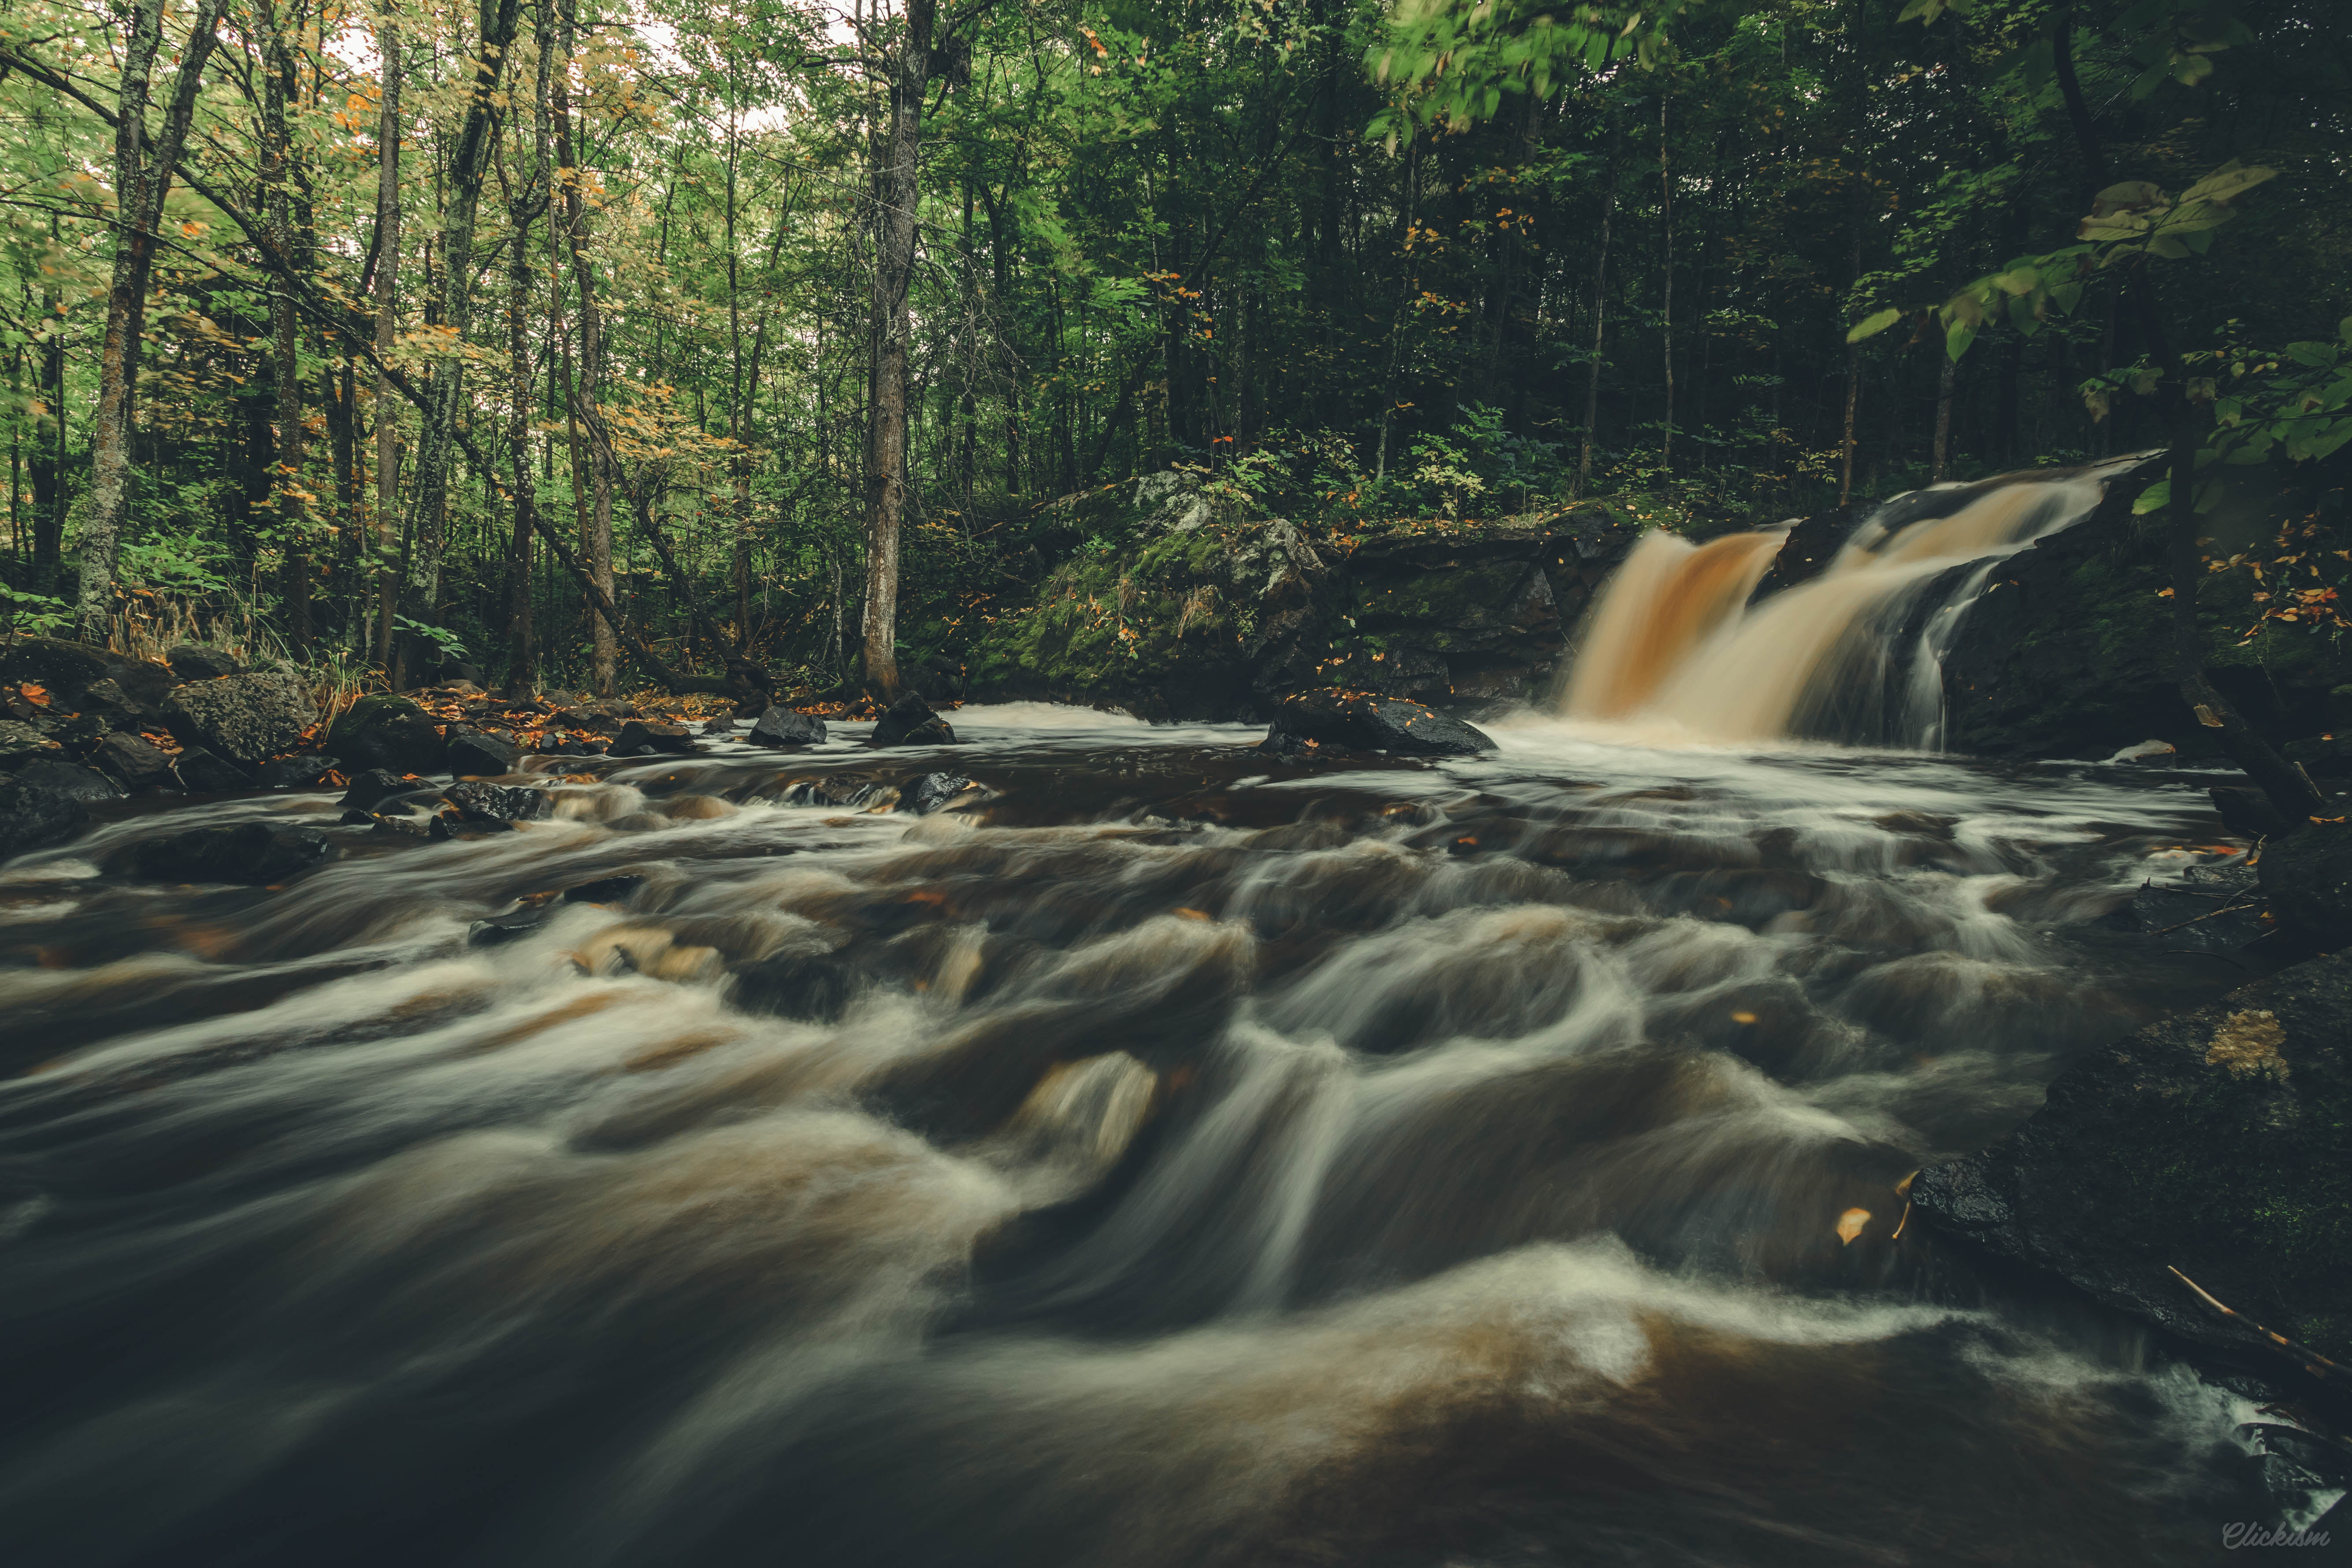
[372,5,402,667]
[1930,350,1955,483]
[858,0,935,703]
[502,0,556,697]
[396,0,521,687]
[1575,120,1620,499]
[259,0,309,656]
[75,0,228,640]
[554,0,616,694]
[1658,89,1674,471]
[30,235,63,597]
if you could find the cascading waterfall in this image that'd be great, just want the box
[1561,470,2116,745]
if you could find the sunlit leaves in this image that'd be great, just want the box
[1366,0,1684,148]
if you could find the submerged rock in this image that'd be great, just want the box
[338,767,417,816]
[161,670,314,767]
[131,821,338,884]
[1914,949,2352,1364]
[870,694,956,747]
[326,694,445,774]
[903,772,983,815]
[1261,689,1496,756]
[747,705,827,749]
[0,769,91,860]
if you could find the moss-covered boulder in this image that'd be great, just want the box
[1914,949,2352,1365]
[326,693,445,774]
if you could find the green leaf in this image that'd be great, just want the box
[1945,318,1978,362]
[2180,162,2276,204]
[2132,478,2170,515]
[1846,307,1903,343]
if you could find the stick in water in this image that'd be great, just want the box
[2167,1265,2346,1385]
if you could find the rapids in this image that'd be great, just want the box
[0,704,2292,1565]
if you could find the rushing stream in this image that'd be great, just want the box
[0,704,2293,1565]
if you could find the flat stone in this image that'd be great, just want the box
[1261,689,1495,756]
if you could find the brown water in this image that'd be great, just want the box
[0,705,2296,1565]
[1564,474,2111,745]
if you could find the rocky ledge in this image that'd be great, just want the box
[1914,949,2352,1369]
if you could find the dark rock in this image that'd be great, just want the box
[444,661,487,689]
[0,771,89,860]
[1262,689,1496,756]
[164,644,241,682]
[444,780,552,823]
[257,753,339,790]
[0,636,168,712]
[32,710,104,748]
[338,767,419,815]
[870,694,957,747]
[1913,949,2352,1365]
[467,896,556,946]
[909,651,968,704]
[699,715,739,735]
[131,821,338,885]
[2284,733,2352,780]
[748,705,828,749]
[1749,503,1858,600]
[13,757,119,805]
[325,693,445,774]
[79,677,156,729]
[90,732,177,789]
[162,670,315,766]
[902,772,982,816]
[172,748,255,793]
[446,729,523,777]
[0,718,55,766]
[554,704,626,734]
[540,689,583,708]
[547,737,608,757]
[564,875,645,905]
[753,773,898,811]
[612,719,695,756]
[371,813,433,840]
[2259,819,2352,948]
[728,950,857,1022]
[2100,863,2267,954]
[2213,785,2297,841]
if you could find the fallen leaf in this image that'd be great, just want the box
[1836,1207,1872,1246]
[1730,1010,1758,1025]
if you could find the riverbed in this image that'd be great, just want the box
[0,704,2286,1565]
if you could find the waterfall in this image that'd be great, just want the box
[1560,472,2114,746]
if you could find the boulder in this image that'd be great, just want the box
[338,766,419,816]
[257,753,340,790]
[443,780,552,823]
[1261,689,1496,756]
[0,718,54,767]
[902,772,983,816]
[164,644,241,682]
[446,729,523,777]
[32,710,104,748]
[747,705,828,749]
[162,670,315,767]
[870,694,956,747]
[700,715,740,736]
[1914,949,2352,1365]
[2212,784,2296,841]
[0,770,90,860]
[612,720,695,757]
[2259,819,2352,948]
[79,677,156,729]
[325,693,445,774]
[131,821,339,885]
[173,748,255,793]
[89,732,177,789]
[0,635,169,712]
[13,757,120,805]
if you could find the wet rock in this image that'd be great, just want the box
[446,729,522,777]
[1749,501,1859,599]
[162,670,315,767]
[32,710,104,748]
[257,753,339,790]
[1914,949,2352,1364]
[612,719,695,756]
[0,769,90,860]
[15,757,119,805]
[870,694,957,747]
[748,705,828,749]
[700,715,740,736]
[2212,785,2295,841]
[90,732,177,790]
[326,693,445,775]
[728,950,858,1023]
[2105,738,2178,766]
[371,813,433,840]
[164,644,241,682]
[564,874,646,905]
[79,677,156,729]
[758,773,898,811]
[468,895,557,946]
[444,780,552,823]
[131,821,338,885]
[2258,819,2352,948]
[172,748,255,793]
[546,737,608,756]
[2284,733,2352,780]
[2101,863,2267,954]
[903,772,983,816]
[554,704,625,735]
[0,719,55,766]
[338,767,418,816]
[1261,689,1495,756]
[0,635,170,712]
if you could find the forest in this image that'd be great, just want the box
[0,0,2344,704]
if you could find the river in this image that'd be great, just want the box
[0,703,2282,1565]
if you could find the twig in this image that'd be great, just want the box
[2146,898,2263,937]
[2169,1265,2348,1385]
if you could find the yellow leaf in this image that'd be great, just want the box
[1836,1207,1872,1245]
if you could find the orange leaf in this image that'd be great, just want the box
[1836,1207,1872,1245]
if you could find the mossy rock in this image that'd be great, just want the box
[326,694,445,775]
[1916,949,2352,1365]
